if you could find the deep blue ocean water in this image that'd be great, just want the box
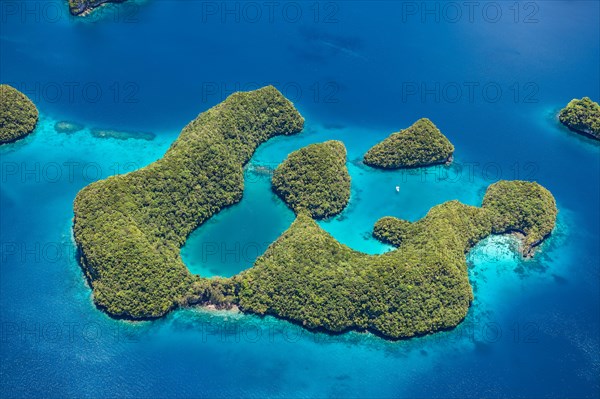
[1,1,599,397]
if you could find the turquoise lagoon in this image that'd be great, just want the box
[1,1,599,397]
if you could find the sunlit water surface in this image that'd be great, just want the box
[1,1,599,397]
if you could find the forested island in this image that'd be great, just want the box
[68,0,127,15]
[73,86,304,318]
[0,84,39,145]
[363,118,454,168]
[236,180,556,339]
[558,97,600,140]
[272,140,350,219]
[74,87,557,339]
[375,181,556,258]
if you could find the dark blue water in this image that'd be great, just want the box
[1,1,599,397]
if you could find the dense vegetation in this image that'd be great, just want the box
[372,217,413,247]
[558,97,600,140]
[73,86,304,318]
[377,181,556,255]
[74,88,557,338]
[363,118,454,169]
[482,180,557,256]
[68,0,127,15]
[272,141,351,219]
[234,181,557,339]
[0,84,39,144]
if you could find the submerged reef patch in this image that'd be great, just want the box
[55,121,85,134]
[90,128,156,141]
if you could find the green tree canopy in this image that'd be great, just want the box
[363,118,454,169]
[0,84,39,144]
[558,97,600,140]
[272,140,351,219]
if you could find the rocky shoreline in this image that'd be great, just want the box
[510,230,552,259]
[558,97,600,141]
[68,0,128,16]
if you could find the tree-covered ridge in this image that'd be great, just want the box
[363,118,454,169]
[234,181,557,339]
[482,180,557,256]
[377,181,556,256]
[73,86,304,319]
[68,0,127,15]
[272,140,351,219]
[558,97,600,140]
[73,87,557,339]
[0,84,39,144]
[372,217,412,247]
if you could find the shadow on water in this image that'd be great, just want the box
[287,26,365,63]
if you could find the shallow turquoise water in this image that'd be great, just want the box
[1,1,599,397]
